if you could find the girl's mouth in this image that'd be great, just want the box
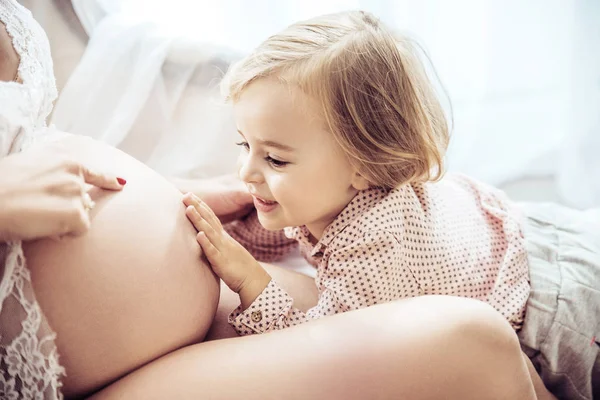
[253,196,278,213]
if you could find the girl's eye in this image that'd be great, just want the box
[236,141,288,168]
[266,156,289,168]
[235,141,250,150]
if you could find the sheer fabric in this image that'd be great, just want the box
[0,1,64,398]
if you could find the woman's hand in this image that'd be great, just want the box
[183,192,270,309]
[0,146,126,241]
[173,174,254,224]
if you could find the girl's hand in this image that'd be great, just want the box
[183,193,270,307]
[0,145,126,242]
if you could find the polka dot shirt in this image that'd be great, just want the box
[225,173,531,336]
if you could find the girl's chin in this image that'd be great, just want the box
[256,212,287,231]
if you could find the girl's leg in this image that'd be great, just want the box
[89,296,537,400]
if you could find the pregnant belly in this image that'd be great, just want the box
[22,136,220,398]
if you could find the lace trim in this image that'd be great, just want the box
[0,243,65,399]
[0,1,65,398]
[0,0,57,129]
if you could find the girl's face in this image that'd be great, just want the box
[233,77,366,240]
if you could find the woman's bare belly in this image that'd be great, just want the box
[22,136,220,398]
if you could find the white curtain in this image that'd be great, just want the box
[53,0,600,207]
[556,0,600,208]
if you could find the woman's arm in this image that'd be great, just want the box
[89,295,538,400]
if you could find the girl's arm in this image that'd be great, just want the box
[181,197,415,336]
[227,230,416,335]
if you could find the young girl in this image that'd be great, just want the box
[183,10,599,400]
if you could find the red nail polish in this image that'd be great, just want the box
[117,177,127,185]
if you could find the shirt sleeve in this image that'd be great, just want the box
[223,210,298,262]
[228,230,421,335]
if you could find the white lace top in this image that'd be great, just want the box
[0,1,65,398]
[0,0,56,156]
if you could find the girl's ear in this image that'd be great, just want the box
[351,172,370,191]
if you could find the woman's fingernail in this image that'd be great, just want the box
[117,177,127,185]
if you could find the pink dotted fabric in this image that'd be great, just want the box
[226,174,530,335]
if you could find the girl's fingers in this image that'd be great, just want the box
[191,193,223,230]
[185,205,203,231]
[197,200,222,231]
[182,192,201,211]
[186,206,222,247]
[196,231,222,265]
[183,193,221,231]
[182,192,195,206]
[184,197,209,230]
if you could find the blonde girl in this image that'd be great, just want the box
[184,10,599,400]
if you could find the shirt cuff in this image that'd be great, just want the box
[228,279,293,335]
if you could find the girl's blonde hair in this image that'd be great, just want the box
[221,10,450,189]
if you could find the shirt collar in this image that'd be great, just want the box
[284,187,389,257]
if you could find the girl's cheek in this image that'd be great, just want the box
[267,175,286,198]
[236,154,245,175]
